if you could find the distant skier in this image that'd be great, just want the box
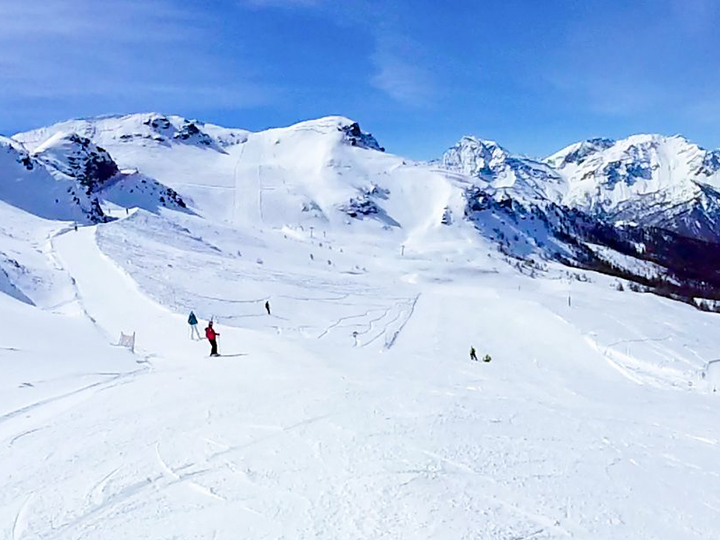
[264,300,271,315]
[188,311,201,340]
[470,346,478,361]
[205,321,220,357]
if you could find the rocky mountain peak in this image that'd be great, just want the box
[33,131,119,192]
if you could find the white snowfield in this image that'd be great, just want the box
[2,114,720,539]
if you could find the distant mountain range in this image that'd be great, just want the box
[442,133,720,242]
[6,112,720,305]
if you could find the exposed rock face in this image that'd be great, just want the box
[340,122,385,152]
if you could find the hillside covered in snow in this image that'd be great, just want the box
[440,132,720,303]
[2,112,720,539]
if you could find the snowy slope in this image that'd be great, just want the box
[1,130,186,226]
[2,209,720,539]
[0,135,107,224]
[16,114,483,252]
[0,201,76,308]
[0,283,139,423]
[14,113,249,221]
[4,114,720,539]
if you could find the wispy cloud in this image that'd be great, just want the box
[0,0,275,132]
[0,0,209,50]
[237,0,438,106]
[370,32,436,107]
[242,0,324,8]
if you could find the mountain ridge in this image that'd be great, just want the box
[7,112,720,306]
[441,130,720,241]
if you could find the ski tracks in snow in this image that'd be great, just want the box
[316,293,420,349]
[33,442,230,540]
[584,333,695,389]
[10,494,33,540]
[0,369,146,426]
[414,448,588,539]
[154,442,227,503]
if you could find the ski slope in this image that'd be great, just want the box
[2,207,720,539]
[3,113,720,539]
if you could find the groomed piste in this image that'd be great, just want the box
[2,114,720,539]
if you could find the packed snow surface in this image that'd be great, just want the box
[2,114,720,539]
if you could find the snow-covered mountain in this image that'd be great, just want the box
[436,132,720,291]
[549,134,720,241]
[24,113,720,248]
[0,133,110,223]
[15,114,462,242]
[441,135,566,204]
[5,113,720,539]
[14,113,249,153]
[441,133,720,241]
[10,112,720,299]
[33,131,119,189]
[1,126,188,225]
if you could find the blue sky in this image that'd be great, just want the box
[1,0,719,159]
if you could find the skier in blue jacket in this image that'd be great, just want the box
[188,311,201,340]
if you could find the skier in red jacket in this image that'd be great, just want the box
[205,321,220,357]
